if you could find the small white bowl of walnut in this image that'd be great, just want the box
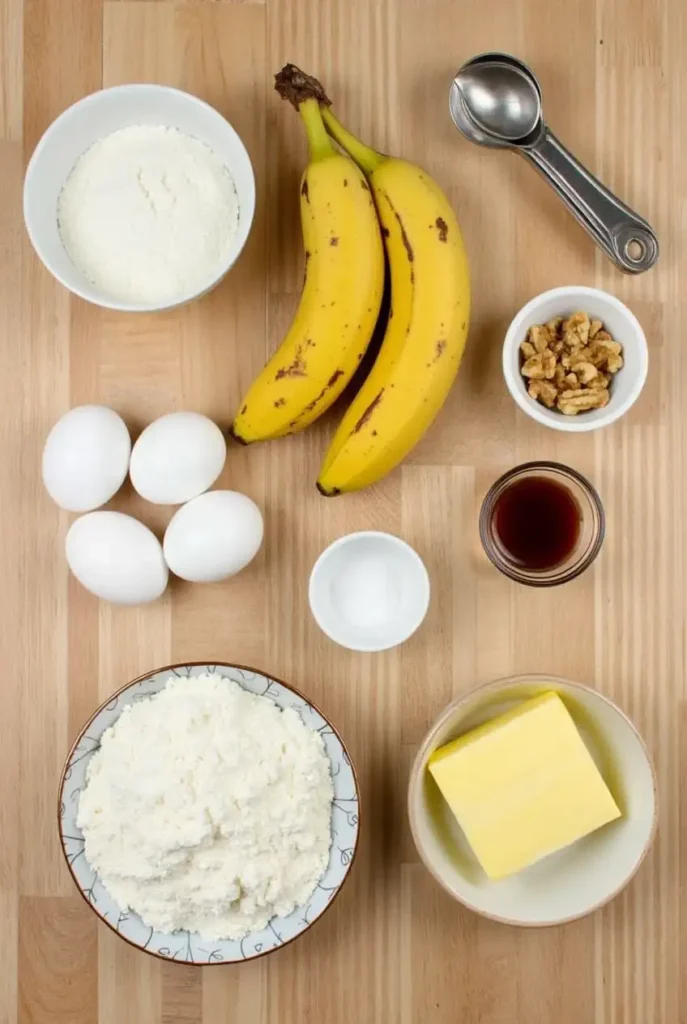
[503,286,648,432]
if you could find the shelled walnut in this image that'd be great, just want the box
[520,312,623,415]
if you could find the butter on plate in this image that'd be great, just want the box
[428,691,621,881]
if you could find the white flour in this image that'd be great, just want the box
[58,125,239,305]
[77,674,333,941]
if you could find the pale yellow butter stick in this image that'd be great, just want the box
[428,691,621,881]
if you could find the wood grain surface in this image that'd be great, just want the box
[2,0,684,1021]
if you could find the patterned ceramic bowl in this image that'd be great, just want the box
[58,662,360,965]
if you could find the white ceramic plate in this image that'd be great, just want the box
[59,663,360,964]
[408,675,657,926]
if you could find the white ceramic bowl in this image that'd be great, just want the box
[58,662,360,965]
[24,85,255,312]
[309,531,430,652]
[503,286,648,432]
[408,675,657,927]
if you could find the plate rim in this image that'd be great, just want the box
[57,660,361,965]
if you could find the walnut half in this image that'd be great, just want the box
[520,312,623,416]
[528,379,557,408]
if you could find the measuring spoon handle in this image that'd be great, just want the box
[522,128,659,274]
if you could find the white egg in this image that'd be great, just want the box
[129,411,226,505]
[163,490,263,582]
[66,512,169,604]
[42,405,131,512]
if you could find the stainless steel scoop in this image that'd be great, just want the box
[450,53,659,274]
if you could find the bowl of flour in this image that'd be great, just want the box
[58,663,359,964]
[24,85,255,311]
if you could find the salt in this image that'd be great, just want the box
[331,553,401,629]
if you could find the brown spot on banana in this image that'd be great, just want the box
[275,345,307,380]
[330,236,339,246]
[435,216,448,241]
[274,398,286,408]
[343,178,348,186]
[353,389,384,433]
[301,179,309,200]
[397,216,413,260]
[288,369,345,426]
[426,341,447,368]
[384,193,414,262]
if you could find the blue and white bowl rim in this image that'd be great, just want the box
[58,661,361,965]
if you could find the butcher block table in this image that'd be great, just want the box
[3,0,685,1021]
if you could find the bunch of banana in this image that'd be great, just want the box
[232,64,471,496]
[230,72,384,443]
[316,98,471,495]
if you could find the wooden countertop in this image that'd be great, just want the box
[4,1,684,1022]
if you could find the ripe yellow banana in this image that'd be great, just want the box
[231,89,384,444]
[317,108,470,495]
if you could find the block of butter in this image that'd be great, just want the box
[428,691,621,880]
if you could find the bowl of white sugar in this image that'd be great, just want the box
[24,85,255,311]
[58,662,360,964]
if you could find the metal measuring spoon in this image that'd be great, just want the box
[454,60,542,142]
[450,53,659,274]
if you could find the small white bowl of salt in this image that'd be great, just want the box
[309,531,431,652]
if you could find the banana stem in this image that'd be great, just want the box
[321,107,385,174]
[299,98,335,162]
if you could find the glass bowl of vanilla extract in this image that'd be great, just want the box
[479,462,605,587]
